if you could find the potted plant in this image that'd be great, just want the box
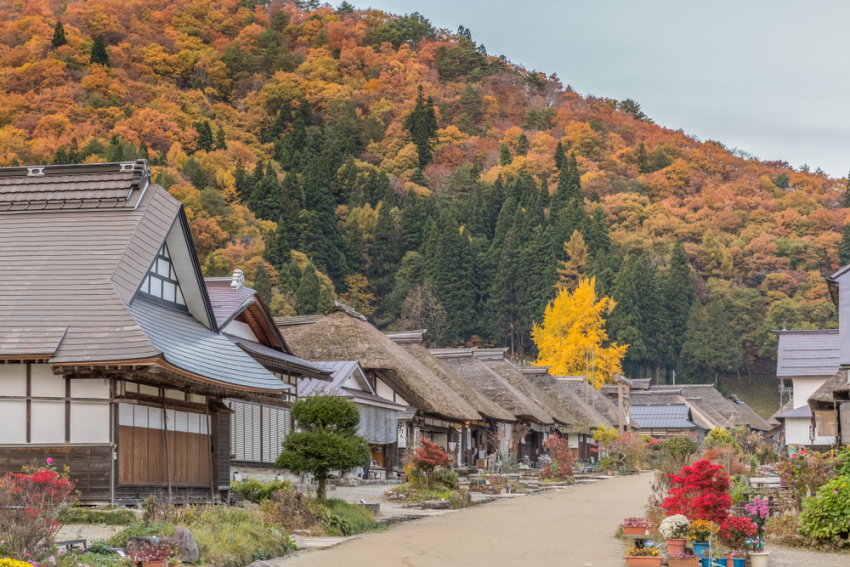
[688,519,717,558]
[717,516,757,567]
[706,543,730,566]
[624,544,662,567]
[746,539,769,567]
[727,550,746,567]
[668,551,700,567]
[599,455,615,475]
[129,537,175,567]
[622,517,653,535]
[659,514,690,555]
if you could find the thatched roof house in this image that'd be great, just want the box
[520,369,618,433]
[399,342,516,423]
[430,349,553,424]
[475,350,575,426]
[277,308,481,422]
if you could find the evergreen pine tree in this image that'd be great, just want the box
[106,136,123,162]
[332,155,357,205]
[844,171,850,208]
[278,263,299,295]
[487,225,521,345]
[637,142,649,173]
[264,215,293,271]
[554,140,566,170]
[664,242,695,369]
[247,163,282,221]
[411,167,429,188]
[841,224,850,265]
[234,160,248,200]
[432,215,476,338]
[51,21,67,49]
[400,190,427,254]
[195,121,214,152]
[608,254,649,375]
[538,178,550,211]
[516,133,529,155]
[403,85,438,167]
[371,202,400,298]
[253,263,273,306]
[302,141,346,280]
[137,140,149,160]
[53,147,69,165]
[499,142,512,166]
[68,138,80,164]
[90,35,109,66]
[296,263,321,315]
[585,204,610,255]
[215,125,227,150]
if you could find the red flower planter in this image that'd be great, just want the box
[622,525,651,535]
[624,556,662,567]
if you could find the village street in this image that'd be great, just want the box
[282,472,652,567]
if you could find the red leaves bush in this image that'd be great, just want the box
[0,467,75,560]
[662,459,731,524]
[412,439,452,489]
[539,435,574,480]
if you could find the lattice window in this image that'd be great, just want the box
[139,243,186,308]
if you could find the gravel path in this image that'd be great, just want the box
[767,544,849,567]
[280,473,652,566]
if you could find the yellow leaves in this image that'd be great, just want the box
[501,126,524,147]
[166,142,189,170]
[80,65,126,99]
[141,44,192,79]
[434,125,468,149]
[562,121,604,157]
[555,230,588,292]
[532,277,627,389]
[380,142,419,176]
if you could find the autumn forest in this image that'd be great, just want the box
[1,0,845,386]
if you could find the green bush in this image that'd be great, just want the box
[435,468,459,489]
[799,476,850,540]
[231,478,293,504]
[108,522,175,548]
[57,553,128,567]
[321,499,380,535]
[58,508,137,525]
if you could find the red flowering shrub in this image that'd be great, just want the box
[718,516,759,550]
[0,464,76,560]
[412,439,452,489]
[662,459,731,524]
[539,435,574,480]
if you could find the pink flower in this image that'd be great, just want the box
[46,458,53,465]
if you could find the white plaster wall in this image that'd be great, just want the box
[840,275,850,366]
[70,379,109,399]
[784,417,836,446]
[31,364,63,397]
[222,320,259,342]
[376,378,404,404]
[0,364,26,396]
[70,403,110,443]
[792,377,827,409]
[0,401,26,443]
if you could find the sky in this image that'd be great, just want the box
[362,0,850,177]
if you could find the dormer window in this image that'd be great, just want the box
[140,243,186,308]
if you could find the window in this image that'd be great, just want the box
[139,243,186,308]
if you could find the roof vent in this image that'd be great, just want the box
[27,167,45,176]
[231,269,245,290]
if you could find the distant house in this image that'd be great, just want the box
[299,360,404,478]
[629,404,698,439]
[0,161,290,504]
[773,329,839,448]
[277,308,482,473]
[204,275,332,473]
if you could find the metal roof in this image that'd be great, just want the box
[205,279,256,327]
[774,405,813,420]
[775,329,840,378]
[630,404,697,430]
[226,335,332,380]
[298,360,363,397]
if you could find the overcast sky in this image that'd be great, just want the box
[362,0,849,177]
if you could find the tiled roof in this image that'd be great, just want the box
[226,335,332,380]
[775,329,840,378]
[630,404,697,430]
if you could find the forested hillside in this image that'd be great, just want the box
[1,0,845,383]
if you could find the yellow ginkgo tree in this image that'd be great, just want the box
[532,277,628,389]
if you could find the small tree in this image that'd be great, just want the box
[539,435,574,480]
[276,395,370,501]
[51,21,67,49]
[90,35,109,66]
[412,439,452,490]
[662,459,731,524]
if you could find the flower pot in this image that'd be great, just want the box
[692,542,709,557]
[749,551,769,567]
[666,538,687,555]
[668,558,700,567]
[623,556,662,567]
[714,559,728,566]
[142,562,167,567]
[731,558,745,567]
[622,525,649,535]
[607,469,614,476]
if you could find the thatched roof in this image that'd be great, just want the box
[559,378,624,428]
[808,371,849,409]
[677,385,772,431]
[520,371,615,433]
[278,308,481,422]
[402,343,516,422]
[431,349,553,424]
[476,353,575,425]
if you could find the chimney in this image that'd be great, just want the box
[230,269,244,290]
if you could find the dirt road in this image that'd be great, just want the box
[283,472,653,567]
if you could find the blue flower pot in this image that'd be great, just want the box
[732,559,745,567]
[701,559,709,567]
[715,559,728,567]
[693,543,709,557]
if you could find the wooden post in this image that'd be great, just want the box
[206,404,216,504]
[162,396,172,503]
[616,374,624,433]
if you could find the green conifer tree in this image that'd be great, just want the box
[841,224,850,265]
[553,140,566,170]
[195,121,214,152]
[371,202,400,297]
[516,133,529,155]
[844,171,850,208]
[90,35,109,66]
[403,85,438,167]
[664,242,695,370]
[215,125,227,150]
[296,263,321,315]
[247,163,282,221]
[637,142,649,173]
[499,142,512,166]
[253,264,273,306]
[51,21,67,49]
[264,215,293,271]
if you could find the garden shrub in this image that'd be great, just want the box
[58,507,137,525]
[0,465,76,560]
[777,451,835,511]
[717,516,758,550]
[705,427,736,449]
[322,498,380,535]
[659,436,699,474]
[539,435,574,480]
[231,478,293,504]
[663,459,731,524]
[798,476,850,541]
[259,488,325,534]
[434,468,459,489]
[412,439,452,489]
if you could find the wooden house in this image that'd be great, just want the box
[204,275,332,473]
[298,360,404,478]
[386,334,516,467]
[276,308,482,473]
[429,348,554,466]
[0,161,292,504]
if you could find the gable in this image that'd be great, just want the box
[138,242,187,309]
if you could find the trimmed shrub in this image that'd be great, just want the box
[799,476,850,540]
